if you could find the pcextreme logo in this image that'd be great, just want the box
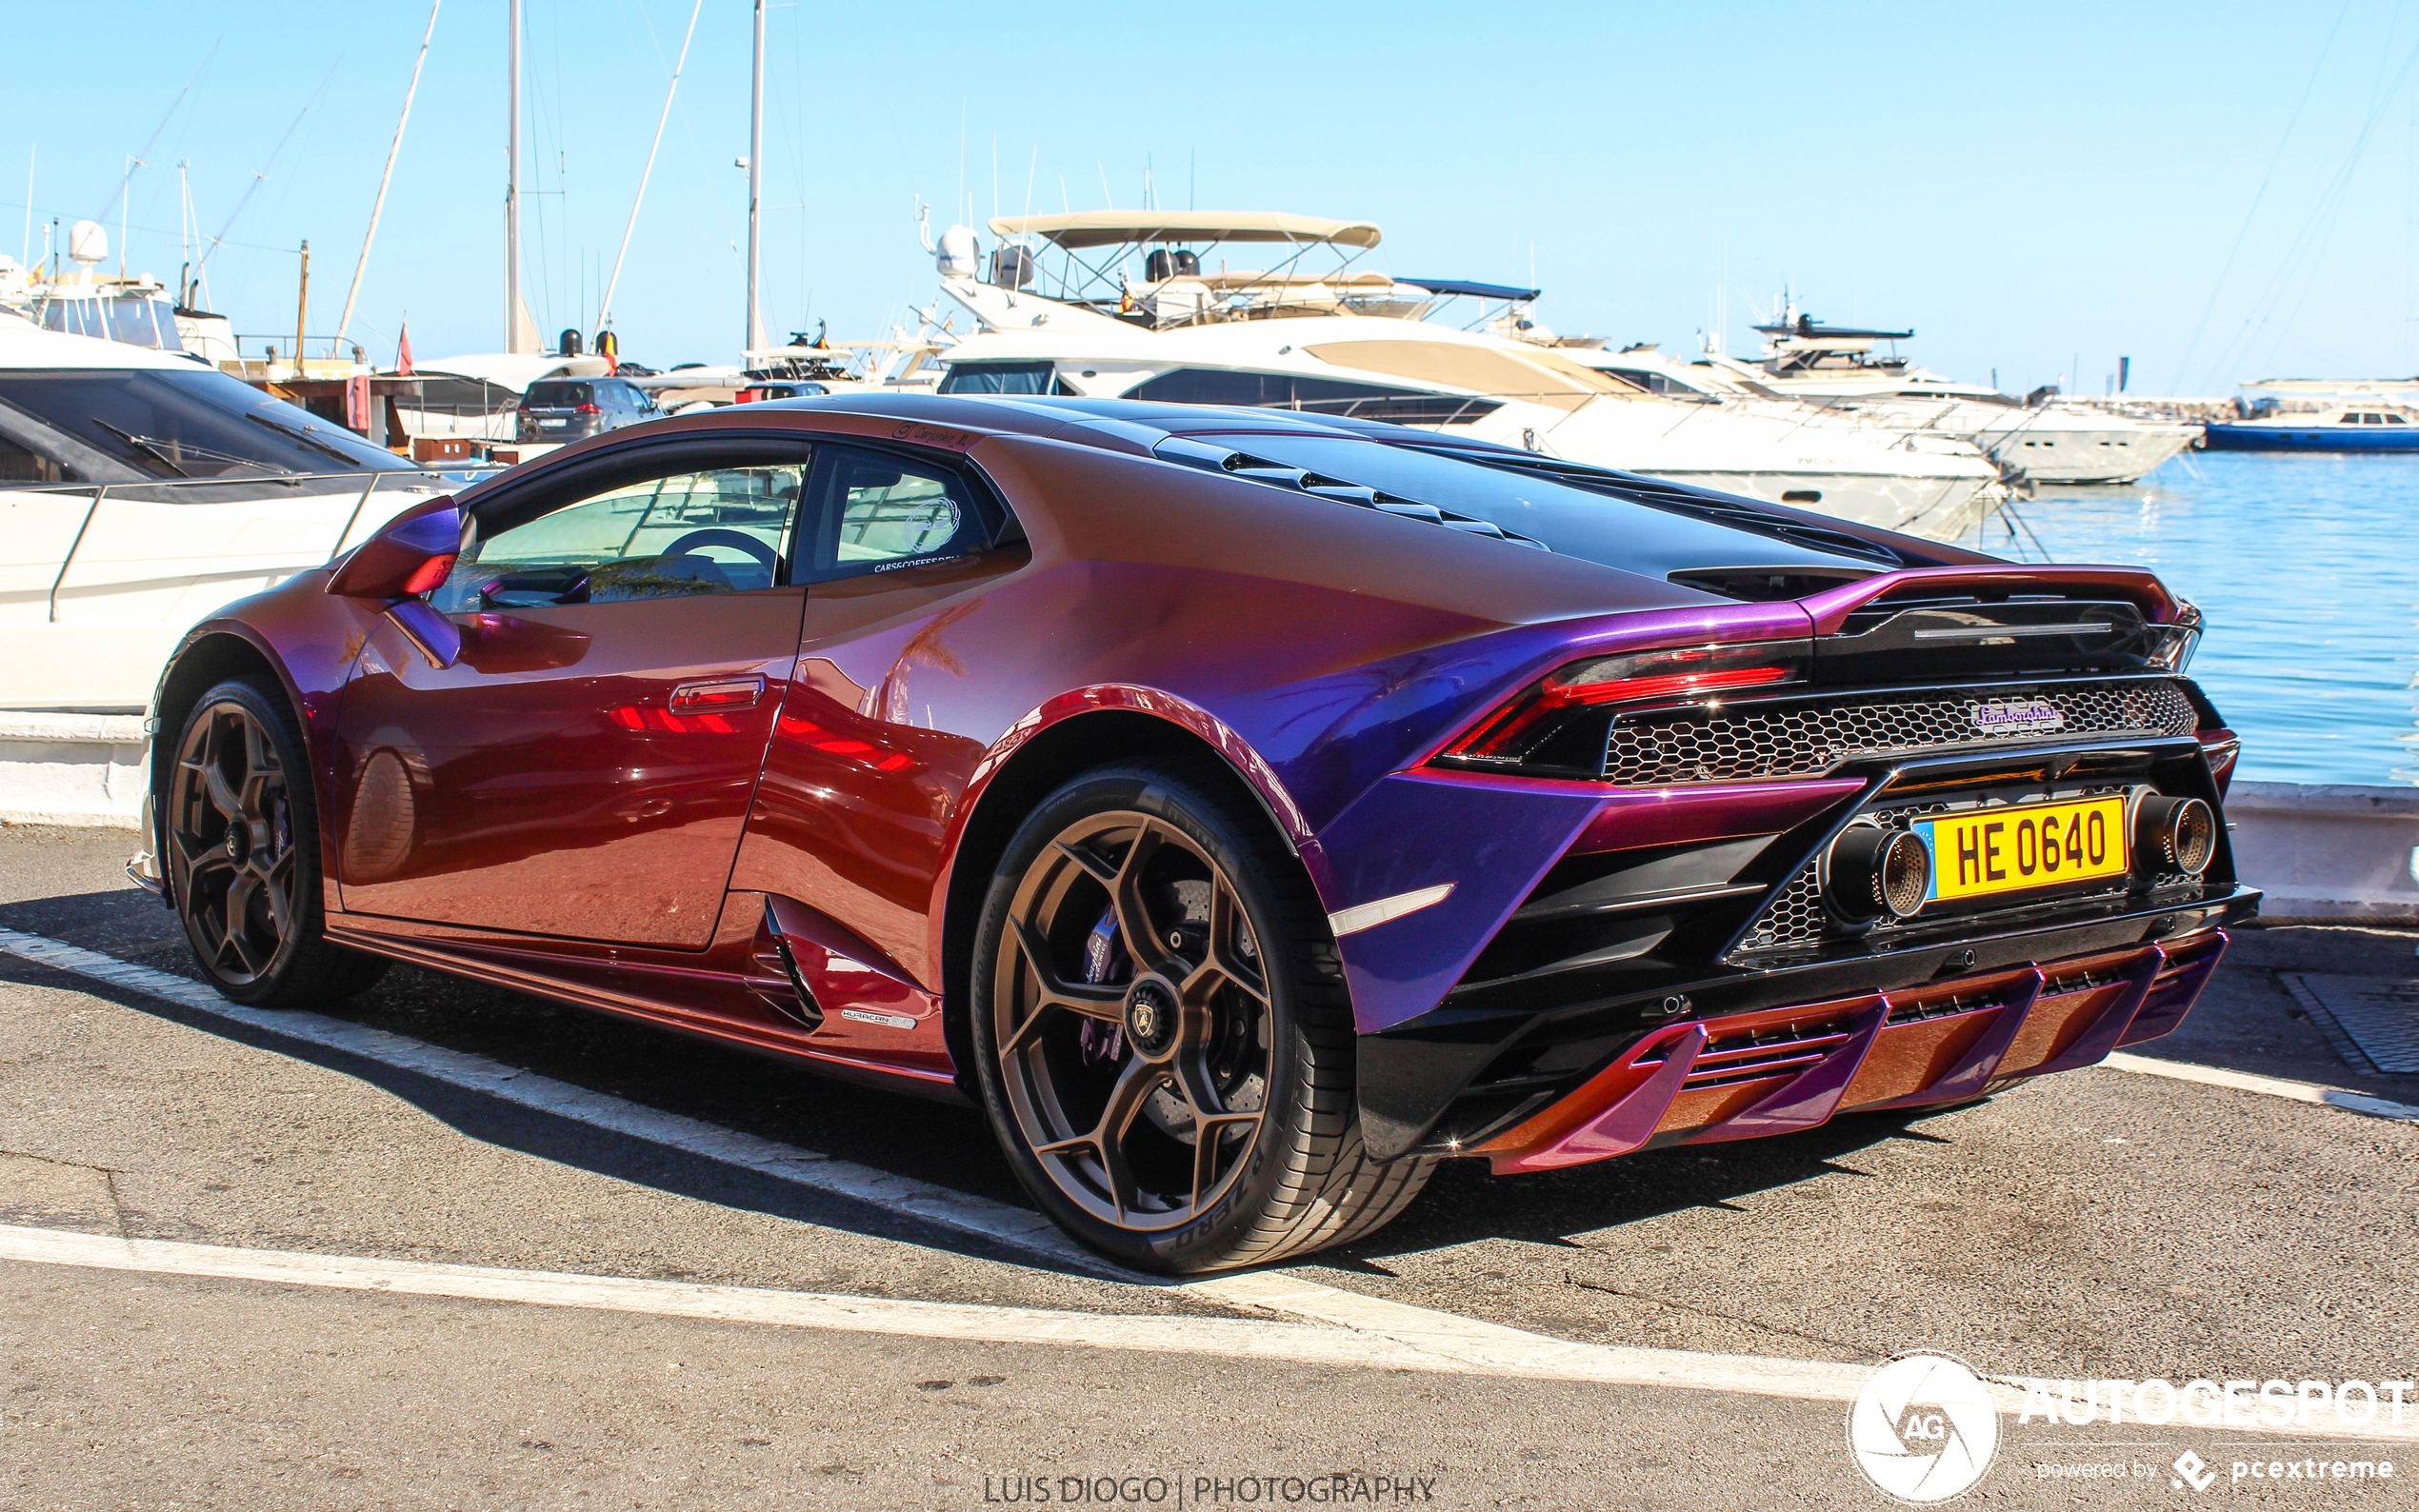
[1848,1351,2002,1503]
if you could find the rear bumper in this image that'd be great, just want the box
[1473,925,2229,1173]
[1356,883,2258,1160]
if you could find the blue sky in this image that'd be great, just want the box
[9,1,2416,393]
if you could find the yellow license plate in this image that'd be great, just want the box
[1912,797,2129,904]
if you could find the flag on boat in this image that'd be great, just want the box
[396,322,414,375]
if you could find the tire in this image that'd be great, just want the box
[163,677,390,1008]
[969,759,1434,1273]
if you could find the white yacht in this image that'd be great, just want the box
[2,222,240,366]
[917,211,2007,541]
[1657,315,2202,486]
[0,322,452,710]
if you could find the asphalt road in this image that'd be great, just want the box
[3,823,2414,1510]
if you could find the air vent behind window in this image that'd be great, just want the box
[1152,436,1550,550]
[1433,448,1922,568]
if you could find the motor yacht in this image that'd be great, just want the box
[2,222,241,367]
[917,211,2007,541]
[1661,315,2201,486]
[2202,400,2419,451]
[0,322,453,709]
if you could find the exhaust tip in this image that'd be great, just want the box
[1828,824,1931,922]
[2137,795,2217,876]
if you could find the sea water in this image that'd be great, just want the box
[1986,452,2419,786]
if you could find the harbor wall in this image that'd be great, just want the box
[0,714,148,828]
[2222,780,2419,924]
[3,727,2412,925]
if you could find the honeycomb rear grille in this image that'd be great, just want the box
[1603,678,2195,786]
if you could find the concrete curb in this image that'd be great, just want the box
[2225,781,2419,924]
[0,713,147,829]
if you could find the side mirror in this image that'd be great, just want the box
[328,495,461,599]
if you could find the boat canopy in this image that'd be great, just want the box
[413,352,612,392]
[985,210,1382,250]
[1396,278,1541,302]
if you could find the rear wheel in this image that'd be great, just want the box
[166,678,389,1007]
[970,762,1433,1273]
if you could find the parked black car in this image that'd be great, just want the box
[515,378,660,443]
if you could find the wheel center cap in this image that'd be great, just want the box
[1124,979,1180,1057]
[224,826,250,865]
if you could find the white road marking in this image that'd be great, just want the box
[1327,883,1454,938]
[2099,1051,2419,1124]
[8,925,2415,1438]
[0,1219,1862,1400]
[0,925,1107,1276]
[5,1223,2412,1443]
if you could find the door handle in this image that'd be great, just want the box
[670,674,767,714]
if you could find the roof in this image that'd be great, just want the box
[984,210,1383,251]
[1397,278,1541,302]
[0,321,209,371]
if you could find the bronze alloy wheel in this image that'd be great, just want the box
[990,807,1272,1231]
[971,763,1436,1273]
[164,678,388,1007]
[170,695,298,986]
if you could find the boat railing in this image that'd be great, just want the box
[11,468,469,626]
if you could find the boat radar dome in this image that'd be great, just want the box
[936,224,980,279]
[68,220,108,266]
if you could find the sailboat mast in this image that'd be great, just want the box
[506,0,526,353]
[600,0,701,334]
[338,0,439,350]
[745,0,765,357]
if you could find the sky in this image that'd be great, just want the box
[8,1,2418,394]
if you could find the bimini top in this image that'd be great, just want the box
[984,209,1383,251]
[1397,278,1542,303]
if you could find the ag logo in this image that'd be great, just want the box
[1847,1351,2000,1502]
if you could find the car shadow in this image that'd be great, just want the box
[1321,1106,1966,1269]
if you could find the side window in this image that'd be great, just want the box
[431,463,809,611]
[805,448,987,579]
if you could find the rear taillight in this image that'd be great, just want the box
[1438,639,1811,773]
[576,403,601,413]
[402,553,456,595]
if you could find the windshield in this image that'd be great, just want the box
[41,295,185,352]
[1170,431,1872,576]
[0,368,410,478]
[525,382,594,407]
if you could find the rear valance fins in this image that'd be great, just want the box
[1150,437,1551,550]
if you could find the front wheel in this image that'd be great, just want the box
[970,761,1432,1273]
[165,678,389,1007]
